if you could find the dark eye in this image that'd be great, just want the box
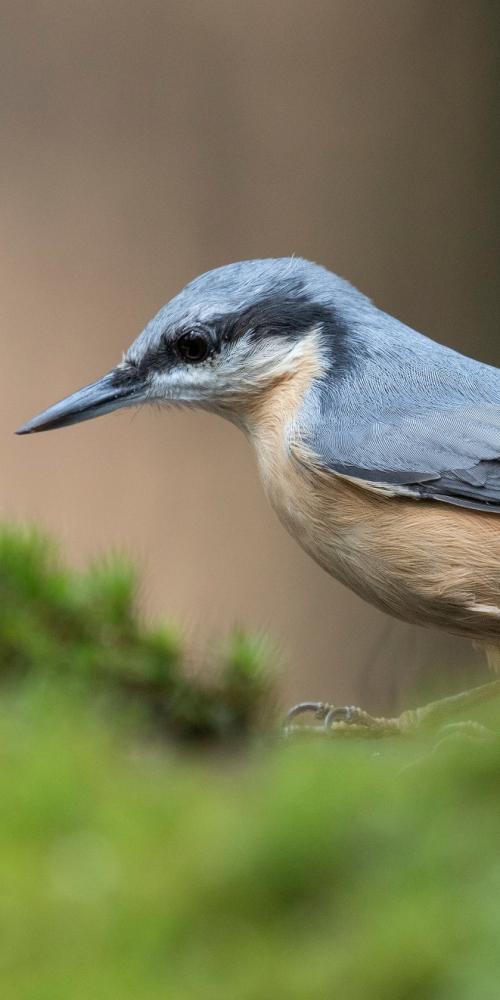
[176,331,210,364]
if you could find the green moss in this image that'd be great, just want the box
[0,688,498,999]
[0,522,499,998]
[0,524,272,743]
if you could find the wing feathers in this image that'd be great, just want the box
[301,387,500,512]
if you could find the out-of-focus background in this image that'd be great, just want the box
[1,1,499,711]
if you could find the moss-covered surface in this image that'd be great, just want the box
[0,526,272,744]
[0,525,499,999]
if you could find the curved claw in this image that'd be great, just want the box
[284,701,332,724]
[283,700,395,739]
[282,702,333,734]
[324,705,358,729]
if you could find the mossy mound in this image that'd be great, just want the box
[0,525,272,743]
[0,524,499,999]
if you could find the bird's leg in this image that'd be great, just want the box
[283,678,500,739]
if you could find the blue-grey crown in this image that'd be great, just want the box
[126,257,374,373]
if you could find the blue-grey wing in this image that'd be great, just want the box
[298,353,500,512]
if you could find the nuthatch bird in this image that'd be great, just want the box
[17,258,500,730]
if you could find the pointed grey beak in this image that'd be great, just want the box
[16,369,146,435]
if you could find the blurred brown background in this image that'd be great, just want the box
[1,1,499,710]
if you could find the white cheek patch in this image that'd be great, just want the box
[218,328,325,392]
[148,327,326,407]
[149,365,218,404]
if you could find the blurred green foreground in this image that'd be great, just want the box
[1,526,499,999]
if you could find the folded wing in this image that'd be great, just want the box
[300,364,500,512]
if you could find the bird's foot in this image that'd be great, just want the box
[283,678,500,740]
[283,701,399,738]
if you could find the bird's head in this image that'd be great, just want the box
[17,258,365,435]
